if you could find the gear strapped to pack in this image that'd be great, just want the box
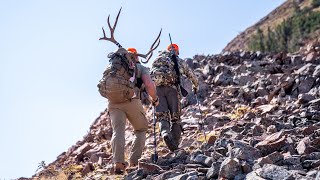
[98,48,136,103]
[170,53,188,97]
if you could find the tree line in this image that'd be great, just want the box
[248,0,320,53]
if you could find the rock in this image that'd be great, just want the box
[255,164,293,180]
[255,87,269,97]
[255,131,287,156]
[245,171,266,180]
[296,93,316,104]
[255,157,273,168]
[206,162,221,179]
[74,143,92,161]
[291,55,303,65]
[219,157,241,179]
[232,140,261,162]
[265,151,284,164]
[296,137,318,155]
[306,170,320,179]
[214,73,232,86]
[167,171,198,180]
[138,162,163,175]
[207,135,217,145]
[153,169,182,180]
[125,169,145,180]
[306,52,316,62]
[313,65,320,77]
[252,125,264,136]
[298,76,316,94]
[267,125,277,134]
[283,153,301,166]
[302,158,320,169]
[302,152,320,161]
[190,153,213,167]
[81,163,94,177]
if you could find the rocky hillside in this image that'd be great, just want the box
[26,38,320,179]
[223,0,320,53]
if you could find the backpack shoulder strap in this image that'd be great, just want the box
[135,63,143,88]
[170,54,181,85]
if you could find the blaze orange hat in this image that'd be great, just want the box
[167,44,179,52]
[127,47,137,54]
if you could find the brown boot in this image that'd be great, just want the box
[171,123,182,148]
[160,120,178,151]
[114,162,126,175]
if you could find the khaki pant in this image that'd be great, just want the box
[108,98,148,164]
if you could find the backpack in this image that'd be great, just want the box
[98,48,136,103]
[151,51,188,96]
[151,51,179,86]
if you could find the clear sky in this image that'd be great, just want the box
[0,0,285,178]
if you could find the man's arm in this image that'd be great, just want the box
[180,59,199,90]
[142,73,157,101]
[139,65,158,104]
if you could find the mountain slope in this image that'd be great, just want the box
[223,0,320,53]
[29,40,320,179]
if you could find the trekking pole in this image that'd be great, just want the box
[195,93,207,143]
[151,105,158,163]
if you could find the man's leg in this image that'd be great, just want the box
[166,86,182,150]
[156,86,177,151]
[108,105,126,173]
[125,99,148,165]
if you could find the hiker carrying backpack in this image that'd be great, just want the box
[98,8,161,175]
[150,43,199,152]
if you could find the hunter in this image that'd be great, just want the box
[98,8,161,174]
[151,43,199,151]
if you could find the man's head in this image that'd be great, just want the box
[167,44,179,55]
[127,47,139,62]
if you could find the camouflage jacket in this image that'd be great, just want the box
[150,50,199,88]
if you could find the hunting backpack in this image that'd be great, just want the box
[98,48,136,103]
[151,51,188,96]
[151,51,179,85]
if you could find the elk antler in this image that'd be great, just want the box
[137,28,162,63]
[99,8,122,48]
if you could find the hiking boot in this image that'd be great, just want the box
[114,162,126,175]
[171,123,182,147]
[163,133,178,152]
[159,120,178,151]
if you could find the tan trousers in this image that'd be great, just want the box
[108,99,148,164]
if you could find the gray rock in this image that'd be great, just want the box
[232,140,261,162]
[256,164,293,180]
[190,153,213,167]
[214,72,232,86]
[313,65,320,77]
[219,157,241,179]
[245,171,266,180]
[125,169,144,180]
[298,76,316,94]
[296,93,316,104]
[206,162,221,179]
[167,171,198,180]
[154,169,182,180]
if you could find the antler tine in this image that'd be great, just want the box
[138,28,162,63]
[99,8,122,48]
[113,7,122,30]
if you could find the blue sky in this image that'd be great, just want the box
[0,0,284,178]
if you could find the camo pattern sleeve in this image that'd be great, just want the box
[179,58,199,88]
